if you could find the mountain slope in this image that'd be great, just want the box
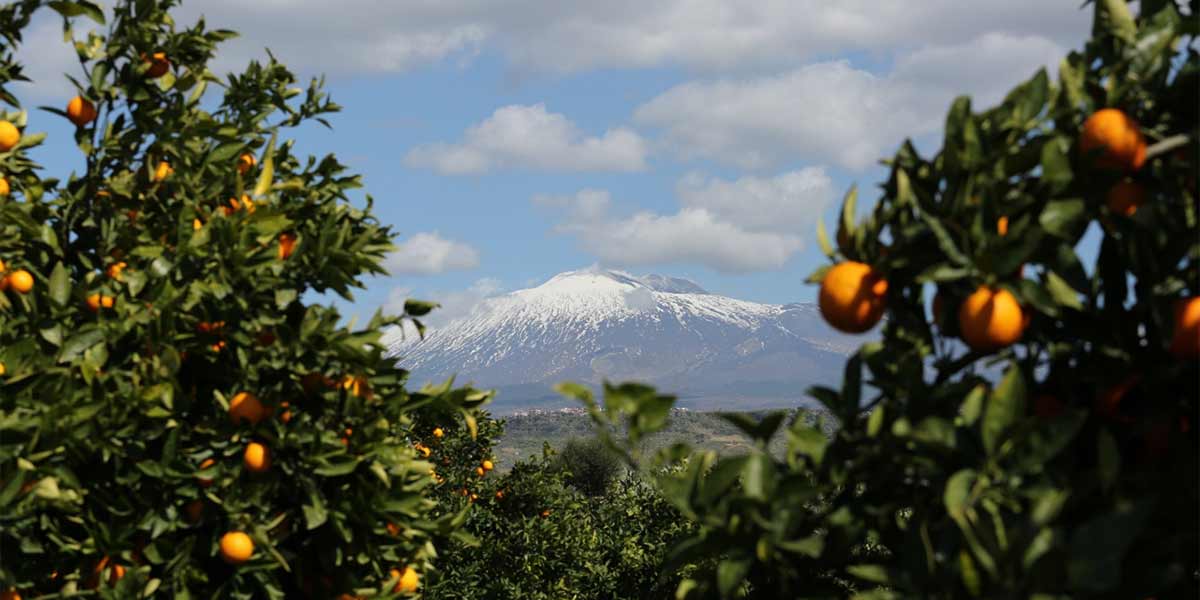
[387,269,864,413]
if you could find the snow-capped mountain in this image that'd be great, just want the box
[386,269,865,414]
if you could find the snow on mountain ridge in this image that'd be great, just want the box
[387,269,859,413]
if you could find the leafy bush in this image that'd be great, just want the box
[557,437,623,497]
[0,1,491,597]
[564,2,1198,598]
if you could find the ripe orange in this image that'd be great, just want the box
[243,442,271,473]
[996,216,1009,236]
[433,427,444,438]
[1169,297,1200,359]
[0,588,19,600]
[106,262,127,280]
[482,459,494,471]
[0,121,19,152]
[66,96,97,127]
[278,232,297,260]
[1079,108,1146,171]
[342,375,371,398]
[0,362,6,376]
[390,567,419,593]
[153,161,173,182]
[1106,180,1146,216]
[196,458,217,487]
[142,52,170,78]
[0,177,9,196]
[237,153,256,175]
[818,261,888,333]
[495,490,504,500]
[222,194,254,215]
[219,531,254,565]
[85,294,115,312]
[192,218,203,230]
[229,391,267,425]
[958,286,1026,351]
[386,522,401,536]
[185,499,204,523]
[475,467,485,477]
[108,564,126,585]
[6,270,33,294]
[540,509,551,518]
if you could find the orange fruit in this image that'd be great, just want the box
[540,509,551,518]
[106,261,127,280]
[1106,180,1146,216]
[958,286,1026,351]
[0,588,20,600]
[1096,374,1141,420]
[229,391,267,425]
[185,499,204,523]
[278,232,297,260]
[142,52,170,78]
[66,96,97,127]
[390,567,419,593]
[475,467,485,477]
[342,375,371,398]
[153,161,173,182]
[432,427,444,438]
[219,531,254,565]
[243,442,271,473]
[85,294,115,312]
[1079,108,1146,171]
[386,522,401,536]
[0,362,6,376]
[0,121,19,152]
[996,216,1009,236]
[192,218,203,230]
[237,153,256,174]
[108,564,126,585]
[197,458,216,488]
[495,490,504,500]
[1169,297,1200,359]
[222,194,254,216]
[818,261,888,333]
[0,177,9,196]
[482,459,494,471]
[6,270,33,294]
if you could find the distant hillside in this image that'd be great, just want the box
[490,407,835,470]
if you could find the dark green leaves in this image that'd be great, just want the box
[982,365,1027,455]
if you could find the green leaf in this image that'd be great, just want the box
[1039,198,1086,240]
[1044,270,1084,310]
[838,185,858,252]
[1097,429,1120,491]
[959,385,987,426]
[983,365,1026,455]
[254,132,277,197]
[790,425,827,466]
[716,557,751,598]
[303,491,328,530]
[58,328,105,363]
[48,1,105,24]
[48,262,69,306]
[404,299,439,317]
[816,217,834,258]
[1094,0,1138,44]
[275,289,297,310]
[1068,499,1155,591]
[1039,136,1074,194]
[740,453,774,501]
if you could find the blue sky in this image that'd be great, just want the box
[14,1,1096,325]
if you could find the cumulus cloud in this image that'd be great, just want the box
[537,169,829,273]
[385,232,480,275]
[634,33,1067,170]
[386,277,505,331]
[404,104,647,174]
[158,1,1086,76]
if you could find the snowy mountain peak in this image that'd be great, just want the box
[388,268,861,413]
[531,268,708,297]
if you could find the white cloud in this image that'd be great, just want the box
[385,232,480,275]
[161,1,1086,76]
[634,32,1067,170]
[405,104,647,174]
[385,277,505,329]
[538,170,826,273]
[676,167,834,235]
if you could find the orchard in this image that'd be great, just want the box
[0,0,493,597]
[566,1,1199,598]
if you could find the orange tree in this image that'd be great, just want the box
[564,1,1198,598]
[0,0,492,597]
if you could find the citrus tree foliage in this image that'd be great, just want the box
[424,444,695,600]
[565,2,1198,598]
[0,1,492,597]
